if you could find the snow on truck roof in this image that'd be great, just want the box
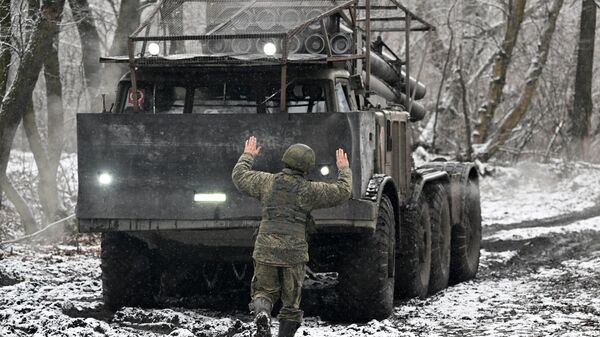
[102,0,435,66]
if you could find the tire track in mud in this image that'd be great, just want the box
[482,203,600,237]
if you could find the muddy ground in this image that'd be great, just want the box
[1,161,600,336]
[2,216,599,337]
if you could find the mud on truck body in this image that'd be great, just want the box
[76,0,482,322]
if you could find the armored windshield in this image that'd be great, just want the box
[122,78,329,114]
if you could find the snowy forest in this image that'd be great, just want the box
[0,0,599,336]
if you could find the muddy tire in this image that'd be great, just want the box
[395,191,431,299]
[101,232,159,311]
[335,195,395,322]
[450,178,482,283]
[426,183,451,294]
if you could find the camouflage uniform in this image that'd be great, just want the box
[232,152,352,323]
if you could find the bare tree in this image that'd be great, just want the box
[0,0,66,230]
[478,0,565,160]
[569,0,597,159]
[0,0,10,96]
[473,0,527,145]
[110,0,141,56]
[68,0,102,107]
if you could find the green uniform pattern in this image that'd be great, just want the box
[232,153,352,265]
[251,262,306,323]
[231,152,352,322]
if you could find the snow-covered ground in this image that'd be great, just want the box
[480,160,600,226]
[1,155,599,336]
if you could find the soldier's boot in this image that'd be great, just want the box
[277,320,300,337]
[251,297,273,337]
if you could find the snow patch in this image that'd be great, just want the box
[480,161,600,226]
[486,216,600,241]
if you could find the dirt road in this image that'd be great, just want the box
[1,162,599,336]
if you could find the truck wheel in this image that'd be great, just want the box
[426,183,451,295]
[395,191,431,299]
[450,178,482,283]
[335,195,395,322]
[101,232,159,311]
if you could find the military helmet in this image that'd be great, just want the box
[282,144,315,174]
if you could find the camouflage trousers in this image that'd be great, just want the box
[251,260,306,323]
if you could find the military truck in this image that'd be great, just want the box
[77,0,481,322]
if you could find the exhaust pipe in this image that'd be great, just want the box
[286,35,302,54]
[305,9,323,31]
[233,11,251,30]
[256,8,277,30]
[370,51,427,100]
[207,39,230,54]
[330,33,352,54]
[368,73,427,121]
[281,9,301,28]
[305,34,326,54]
[339,24,427,100]
[232,38,253,54]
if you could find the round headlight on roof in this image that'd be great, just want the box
[148,42,160,56]
[263,42,277,56]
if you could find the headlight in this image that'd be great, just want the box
[97,172,113,185]
[263,42,277,56]
[194,193,227,202]
[148,42,160,56]
[320,166,330,176]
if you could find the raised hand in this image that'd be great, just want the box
[244,136,261,157]
[336,148,349,169]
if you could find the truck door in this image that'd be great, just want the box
[384,110,411,204]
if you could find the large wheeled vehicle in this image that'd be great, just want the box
[76,0,482,322]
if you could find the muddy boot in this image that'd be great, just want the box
[251,297,273,337]
[277,320,300,337]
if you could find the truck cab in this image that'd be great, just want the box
[115,67,357,115]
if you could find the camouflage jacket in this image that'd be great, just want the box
[232,153,352,266]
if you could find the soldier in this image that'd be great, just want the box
[232,136,352,337]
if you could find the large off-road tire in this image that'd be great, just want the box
[395,190,431,299]
[335,195,395,322]
[101,232,160,311]
[426,183,452,295]
[450,178,482,283]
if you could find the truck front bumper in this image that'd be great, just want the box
[78,199,378,234]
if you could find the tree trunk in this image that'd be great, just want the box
[44,37,63,183]
[473,0,527,144]
[68,0,102,109]
[0,0,11,209]
[457,45,473,161]
[478,0,564,160]
[22,40,67,223]
[109,0,141,56]
[0,0,11,96]
[0,174,38,234]
[440,0,488,117]
[569,0,596,159]
[22,97,63,222]
[0,0,66,230]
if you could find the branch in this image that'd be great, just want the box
[472,0,527,144]
[431,0,458,151]
[478,0,565,160]
[0,214,75,246]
